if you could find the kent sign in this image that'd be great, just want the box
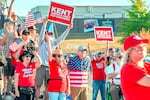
[48,2,74,25]
[94,26,114,42]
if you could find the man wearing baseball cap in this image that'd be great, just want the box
[120,35,150,100]
[67,45,91,100]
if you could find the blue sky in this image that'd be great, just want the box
[6,0,150,16]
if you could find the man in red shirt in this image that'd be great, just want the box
[88,44,106,100]
[121,35,150,100]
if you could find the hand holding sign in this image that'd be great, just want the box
[67,24,73,30]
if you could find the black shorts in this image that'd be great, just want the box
[16,86,35,100]
[3,58,15,76]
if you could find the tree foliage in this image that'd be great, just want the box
[118,0,150,43]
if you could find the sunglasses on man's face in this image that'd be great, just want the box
[52,54,62,58]
[118,56,122,59]
[45,31,53,35]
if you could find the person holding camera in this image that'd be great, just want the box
[14,50,42,100]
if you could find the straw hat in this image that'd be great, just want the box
[28,25,38,31]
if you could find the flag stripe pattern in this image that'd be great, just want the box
[24,12,43,28]
[34,12,43,23]
[9,38,25,52]
[67,56,91,87]
[69,70,89,87]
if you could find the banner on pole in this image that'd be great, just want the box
[94,26,114,42]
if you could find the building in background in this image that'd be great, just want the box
[29,5,130,35]
[0,5,130,36]
[30,5,130,18]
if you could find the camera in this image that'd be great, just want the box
[26,40,35,54]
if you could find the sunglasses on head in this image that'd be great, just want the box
[53,54,62,58]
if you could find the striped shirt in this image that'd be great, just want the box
[67,56,91,87]
[3,19,17,58]
[3,32,14,58]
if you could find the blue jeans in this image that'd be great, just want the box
[48,92,66,100]
[92,80,106,100]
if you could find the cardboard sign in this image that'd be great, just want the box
[94,26,114,42]
[48,1,74,26]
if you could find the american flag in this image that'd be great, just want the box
[9,38,25,52]
[69,70,89,87]
[24,12,43,28]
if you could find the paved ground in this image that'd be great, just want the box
[0,81,102,100]
[0,68,102,100]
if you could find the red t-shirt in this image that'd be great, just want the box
[91,57,106,80]
[121,62,150,100]
[15,62,36,87]
[48,60,68,93]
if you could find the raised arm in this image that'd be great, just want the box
[34,51,42,68]
[87,43,94,61]
[47,33,53,62]
[8,0,15,17]
[53,24,73,47]
[38,18,48,46]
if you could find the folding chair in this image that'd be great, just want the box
[106,82,112,100]
[106,82,124,100]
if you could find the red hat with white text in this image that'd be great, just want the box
[124,35,149,51]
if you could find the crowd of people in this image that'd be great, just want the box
[1,0,150,100]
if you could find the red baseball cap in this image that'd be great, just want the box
[124,35,149,51]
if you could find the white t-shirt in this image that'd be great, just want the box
[105,62,121,85]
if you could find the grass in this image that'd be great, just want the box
[59,36,123,53]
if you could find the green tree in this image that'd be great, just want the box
[118,0,150,43]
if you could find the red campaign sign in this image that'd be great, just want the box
[48,2,74,26]
[94,27,114,42]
